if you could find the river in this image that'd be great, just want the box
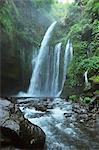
[19,98,99,150]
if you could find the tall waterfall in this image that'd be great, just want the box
[51,43,61,96]
[28,21,57,97]
[18,23,73,97]
[60,39,73,94]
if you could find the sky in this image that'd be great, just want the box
[58,0,75,4]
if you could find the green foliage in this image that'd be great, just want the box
[0,0,98,94]
[94,90,99,95]
[0,3,14,36]
[92,20,99,36]
[58,0,99,88]
[10,0,20,17]
[67,23,82,40]
[69,95,78,102]
[65,4,82,24]
[81,24,92,41]
[68,55,99,87]
[83,97,91,104]
[51,1,70,19]
[85,0,99,20]
[89,75,99,83]
[90,19,99,55]
[77,56,99,76]
[0,0,55,89]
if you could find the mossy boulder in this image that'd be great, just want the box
[0,98,46,149]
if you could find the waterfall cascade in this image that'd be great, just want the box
[84,71,88,86]
[18,22,73,97]
[51,43,61,96]
[62,40,73,88]
[58,40,73,96]
[28,21,57,97]
[84,70,91,88]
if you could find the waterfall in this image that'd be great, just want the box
[28,21,57,97]
[63,39,73,87]
[58,39,73,96]
[51,43,61,96]
[18,23,73,97]
[70,42,73,61]
[84,70,89,87]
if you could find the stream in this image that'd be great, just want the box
[19,98,99,150]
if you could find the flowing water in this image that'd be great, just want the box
[19,98,99,150]
[18,22,73,97]
[28,21,57,97]
[84,70,90,87]
[61,39,73,90]
[51,43,61,96]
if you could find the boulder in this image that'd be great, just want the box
[0,98,46,149]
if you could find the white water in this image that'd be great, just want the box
[62,40,73,87]
[59,39,73,95]
[19,98,99,150]
[84,70,89,86]
[20,98,76,150]
[51,43,61,96]
[70,42,73,61]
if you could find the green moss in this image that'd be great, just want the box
[77,56,99,75]
[83,97,91,104]
[94,90,99,95]
[89,75,99,83]
[69,95,78,102]
[0,4,14,37]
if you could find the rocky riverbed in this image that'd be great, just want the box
[16,97,99,127]
[0,97,99,150]
[17,97,99,150]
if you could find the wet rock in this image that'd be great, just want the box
[88,95,99,111]
[47,104,53,109]
[64,111,73,118]
[79,119,84,123]
[0,98,46,149]
[19,118,46,149]
[79,114,88,120]
[0,126,25,148]
[27,112,44,118]
[72,105,81,114]
[30,99,54,112]
[73,109,81,114]
[35,104,47,112]
[80,108,87,114]
[69,100,99,128]
[64,113,72,118]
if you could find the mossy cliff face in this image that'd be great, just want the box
[60,0,99,97]
[0,0,53,96]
